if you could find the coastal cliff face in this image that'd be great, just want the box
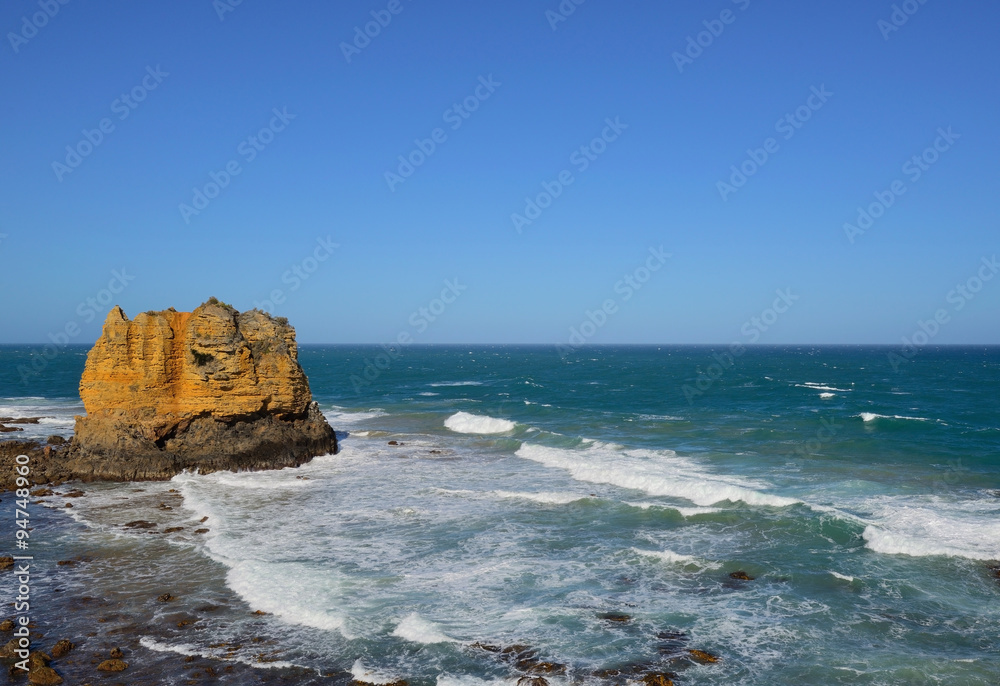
[68,300,336,480]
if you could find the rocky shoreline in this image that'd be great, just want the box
[0,480,726,686]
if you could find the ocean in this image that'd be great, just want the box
[2,344,999,685]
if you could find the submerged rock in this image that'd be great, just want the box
[598,612,632,624]
[729,570,755,581]
[68,301,337,481]
[50,640,73,658]
[96,658,128,672]
[687,649,719,664]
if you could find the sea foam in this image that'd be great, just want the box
[392,613,458,644]
[444,411,515,434]
[515,442,799,508]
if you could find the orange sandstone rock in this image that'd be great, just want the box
[68,300,336,480]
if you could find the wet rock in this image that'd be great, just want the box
[46,436,66,446]
[0,425,23,433]
[522,661,566,675]
[0,638,19,658]
[0,620,13,631]
[31,488,54,497]
[157,593,175,602]
[163,527,185,533]
[199,516,209,523]
[515,678,548,686]
[729,570,755,581]
[28,651,51,668]
[428,450,443,454]
[252,610,269,615]
[500,644,535,658]
[0,417,43,424]
[640,674,675,686]
[96,658,128,671]
[687,649,719,664]
[0,557,13,571]
[591,664,655,678]
[28,663,63,685]
[64,503,72,508]
[123,520,157,529]
[50,640,74,658]
[57,560,75,566]
[598,612,631,624]
[469,642,501,652]
[194,528,210,534]
[388,441,403,446]
[110,647,123,658]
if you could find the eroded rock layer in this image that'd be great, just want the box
[68,300,336,480]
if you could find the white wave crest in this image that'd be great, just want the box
[352,660,409,684]
[139,637,300,670]
[860,495,1000,560]
[392,613,457,644]
[516,442,799,508]
[444,412,515,434]
[858,413,931,423]
[631,547,719,568]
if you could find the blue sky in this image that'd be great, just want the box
[1,0,998,345]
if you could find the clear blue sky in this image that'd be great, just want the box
[1,0,998,345]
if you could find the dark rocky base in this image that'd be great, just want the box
[0,403,336,490]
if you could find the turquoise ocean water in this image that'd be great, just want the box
[1,345,999,685]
